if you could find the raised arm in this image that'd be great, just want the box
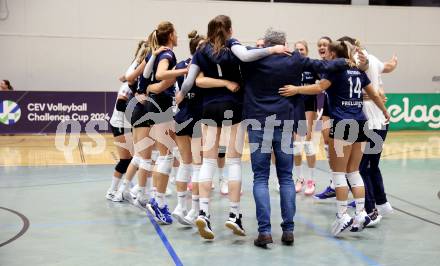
[300,54,348,74]
[143,47,170,79]
[230,44,289,62]
[126,60,146,83]
[279,80,331,97]
[383,54,398,73]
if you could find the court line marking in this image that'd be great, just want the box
[145,211,184,266]
[387,194,440,216]
[314,165,440,227]
[0,207,30,248]
[296,215,381,266]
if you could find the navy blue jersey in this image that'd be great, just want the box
[321,68,371,121]
[193,43,243,106]
[148,50,177,111]
[301,70,319,103]
[149,50,177,99]
[174,58,203,123]
[137,53,152,94]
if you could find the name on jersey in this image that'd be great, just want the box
[28,103,87,113]
[346,70,361,75]
[342,100,363,108]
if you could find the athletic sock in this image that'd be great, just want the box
[294,164,303,180]
[200,198,210,216]
[308,166,315,180]
[191,195,200,212]
[336,200,348,218]
[229,201,240,216]
[329,179,335,189]
[156,192,165,208]
[110,176,121,191]
[151,187,157,199]
[119,179,129,192]
[177,191,187,210]
[355,198,365,215]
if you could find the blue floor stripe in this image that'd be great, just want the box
[296,215,381,266]
[146,212,184,266]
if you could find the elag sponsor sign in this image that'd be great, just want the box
[387,93,440,130]
[0,91,116,134]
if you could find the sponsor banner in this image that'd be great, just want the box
[0,91,116,134]
[386,93,440,131]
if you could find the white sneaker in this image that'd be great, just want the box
[183,209,198,225]
[331,213,353,236]
[377,202,393,216]
[350,210,371,232]
[134,194,148,210]
[172,206,189,226]
[220,178,228,195]
[112,189,127,202]
[366,209,382,228]
[105,188,116,200]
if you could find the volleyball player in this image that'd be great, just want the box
[292,40,319,196]
[313,36,338,200]
[145,21,188,225]
[105,41,145,200]
[112,32,169,205]
[279,41,390,236]
[171,30,205,225]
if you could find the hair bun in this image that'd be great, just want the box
[188,30,198,39]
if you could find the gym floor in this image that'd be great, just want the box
[1,131,439,266]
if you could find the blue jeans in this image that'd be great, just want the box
[248,126,296,234]
[360,124,389,213]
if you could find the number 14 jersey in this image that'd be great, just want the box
[321,67,371,121]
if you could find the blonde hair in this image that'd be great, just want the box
[295,40,309,54]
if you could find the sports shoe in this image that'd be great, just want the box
[304,179,316,196]
[172,206,189,226]
[105,188,116,200]
[331,213,353,236]
[348,201,356,208]
[147,198,173,225]
[195,210,214,240]
[183,208,198,225]
[134,194,148,210]
[225,213,246,236]
[366,209,382,227]
[377,202,393,216]
[254,233,273,248]
[295,178,304,193]
[220,178,228,195]
[350,210,371,232]
[314,186,336,200]
[112,189,127,202]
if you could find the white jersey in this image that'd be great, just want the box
[109,83,133,128]
[363,52,386,130]
[109,61,138,128]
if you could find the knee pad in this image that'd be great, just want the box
[131,155,141,167]
[199,158,217,182]
[226,157,242,182]
[192,164,201,183]
[218,146,226,158]
[332,172,348,188]
[293,141,304,156]
[156,155,173,175]
[115,158,132,174]
[172,146,181,161]
[304,141,316,156]
[176,163,192,183]
[139,159,152,171]
[347,171,364,188]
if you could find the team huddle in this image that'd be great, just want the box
[105,15,398,247]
